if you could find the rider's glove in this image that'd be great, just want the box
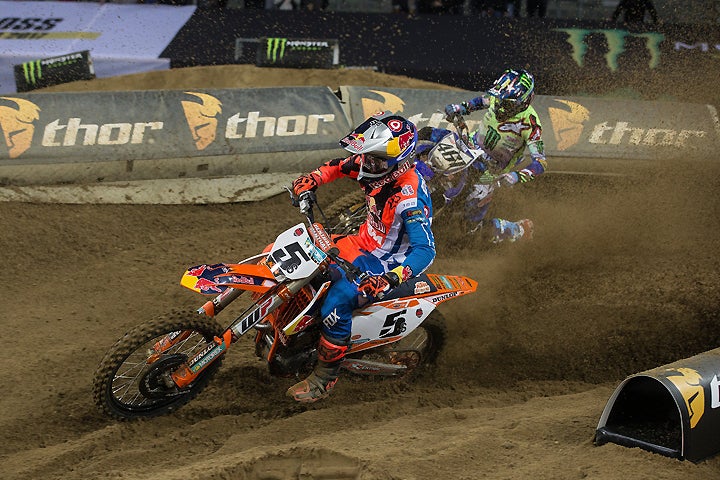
[292,172,322,196]
[498,172,519,187]
[444,103,468,122]
[358,266,407,301]
[498,169,533,187]
[415,158,435,180]
[516,168,534,183]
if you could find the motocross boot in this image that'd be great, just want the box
[287,335,349,403]
[490,218,534,243]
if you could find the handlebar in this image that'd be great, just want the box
[449,113,470,147]
[287,187,366,284]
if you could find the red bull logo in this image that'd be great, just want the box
[193,277,223,294]
[343,132,365,151]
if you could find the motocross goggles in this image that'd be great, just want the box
[360,153,391,177]
[494,97,528,121]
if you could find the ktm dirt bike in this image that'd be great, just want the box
[92,191,478,421]
[327,114,496,235]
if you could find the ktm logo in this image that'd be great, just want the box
[0,97,40,158]
[361,90,405,118]
[666,367,705,428]
[181,92,222,151]
[547,99,590,151]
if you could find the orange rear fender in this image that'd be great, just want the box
[417,274,478,305]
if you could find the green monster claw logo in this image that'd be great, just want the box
[22,60,43,86]
[484,127,501,150]
[266,38,288,63]
[265,38,332,63]
[555,28,664,72]
[518,74,533,90]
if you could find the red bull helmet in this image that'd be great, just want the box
[487,69,535,122]
[339,111,418,180]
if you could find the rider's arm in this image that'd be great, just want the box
[293,155,361,193]
[523,112,547,177]
[463,95,490,113]
[445,95,490,119]
[525,141,547,177]
[314,155,362,183]
[390,205,435,282]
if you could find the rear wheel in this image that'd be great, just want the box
[346,310,447,379]
[92,311,224,421]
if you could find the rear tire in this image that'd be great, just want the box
[346,310,448,379]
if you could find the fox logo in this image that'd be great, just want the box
[548,99,590,151]
[181,92,222,151]
[0,97,40,158]
[361,90,405,119]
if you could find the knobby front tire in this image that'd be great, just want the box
[92,311,224,421]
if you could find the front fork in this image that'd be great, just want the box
[162,276,320,389]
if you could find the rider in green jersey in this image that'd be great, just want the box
[420,68,547,243]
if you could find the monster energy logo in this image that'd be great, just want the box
[555,28,664,72]
[484,127,501,150]
[19,52,86,86]
[266,38,288,63]
[265,38,331,63]
[517,74,533,90]
[22,60,42,86]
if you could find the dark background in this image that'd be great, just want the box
[162,10,720,103]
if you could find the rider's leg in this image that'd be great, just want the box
[490,218,534,243]
[465,191,492,235]
[286,246,387,402]
[286,332,349,403]
[286,271,356,402]
[465,186,533,242]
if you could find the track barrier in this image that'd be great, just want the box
[595,347,720,462]
[1,86,718,203]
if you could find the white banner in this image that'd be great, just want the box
[0,1,196,93]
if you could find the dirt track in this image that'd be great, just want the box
[2,65,719,479]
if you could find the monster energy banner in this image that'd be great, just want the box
[256,38,339,69]
[167,11,719,103]
[14,50,95,93]
[596,347,720,462]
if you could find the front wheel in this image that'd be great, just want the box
[92,311,224,421]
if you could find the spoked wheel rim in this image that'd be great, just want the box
[384,325,432,371]
[107,329,214,414]
[354,325,435,376]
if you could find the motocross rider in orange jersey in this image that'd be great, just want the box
[426,68,547,243]
[287,112,436,403]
